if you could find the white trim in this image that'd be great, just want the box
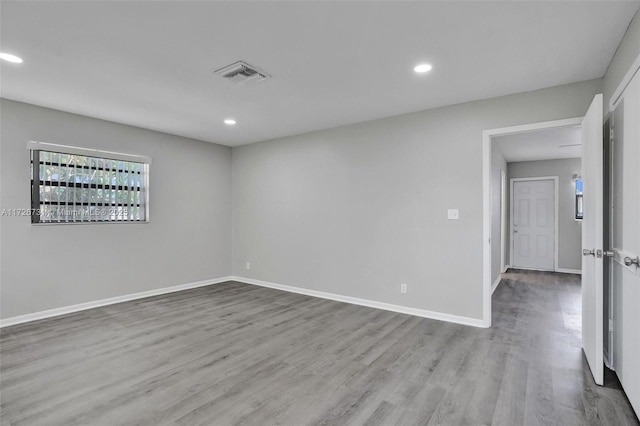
[491,275,503,295]
[231,276,487,328]
[482,117,583,328]
[2,274,489,330]
[509,176,559,272]
[0,276,233,328]
[27,140,152,164]
[509,266,555,272]
[483,118,583,140]
[500,170,507,273]
[483,131,492,327]
[610,52,640,110]
[556,268,582,275]
[502,264,511,273]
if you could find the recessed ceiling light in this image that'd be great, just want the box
[224,119,236,125]
[414,63,432,73]
[0,52,23,64]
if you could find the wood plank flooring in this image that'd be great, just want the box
[1,270,638,425]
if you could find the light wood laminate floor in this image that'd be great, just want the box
[1,270,638,425]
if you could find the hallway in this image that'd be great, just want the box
[492,269,638,425]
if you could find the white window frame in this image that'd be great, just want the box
[574,177,584,221]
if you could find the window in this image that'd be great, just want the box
[29,143,149,224]
[575,178,583,220]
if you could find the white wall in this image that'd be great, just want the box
[491,145,507,284]
[506,158,583,271]
[232,79,602,321]
[0,99,232,319]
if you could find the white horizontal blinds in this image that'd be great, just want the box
[31,149,147,223]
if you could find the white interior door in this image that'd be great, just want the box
[581,93,604,386]
[512,179,555,271]
[611,70,640,415]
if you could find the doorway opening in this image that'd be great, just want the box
[482,117,583,327]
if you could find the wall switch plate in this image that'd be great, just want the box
[400,283,407,294]
[246,262,251,270]
[447,209,459,220]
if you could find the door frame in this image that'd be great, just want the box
[607,52,640,371]
[500,170,508,273]
[509,176,559,272]
[482,117,583,327]
[610,52,640,110]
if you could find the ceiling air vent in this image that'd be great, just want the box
[214,61,270,86]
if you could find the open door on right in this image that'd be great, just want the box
[581,93,604,386]
[610,68,640,416]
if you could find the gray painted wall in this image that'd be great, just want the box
[491,145,507,285]
[6,10,636,323]
[232,79,602,321]
[506,158,583,271]
[0,99,232,319]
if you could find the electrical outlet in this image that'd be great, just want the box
[400,283,407,294]
[447,209,459,220]
[246,262,251,270]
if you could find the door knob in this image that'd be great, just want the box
[583,249,595,256]
[624,256,640,267]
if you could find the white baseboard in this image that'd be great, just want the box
[509,266,555,272]
[0,276,234,328]
[502,264,511,273]
[2,275,488,329]
[230,276,487,328]
[491,275,503,295]
[556,268,582,275]
[506,266,581,275]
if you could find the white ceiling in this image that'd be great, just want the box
[495,126,582,162]
[1,1,638,147]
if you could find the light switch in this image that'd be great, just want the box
[448,209,459,220]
